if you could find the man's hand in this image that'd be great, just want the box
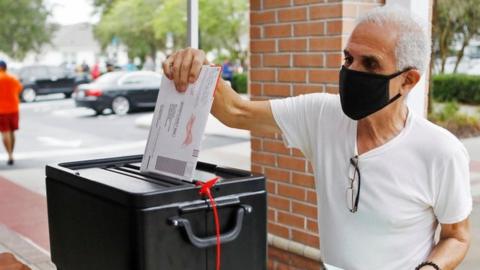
[162,48,209,92]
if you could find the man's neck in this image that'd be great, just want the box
[356,101,409,155]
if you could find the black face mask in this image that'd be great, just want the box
[339,66,409,120]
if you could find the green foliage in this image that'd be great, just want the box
[0,0,55,59]
[432,74,480,104]
[95,0,248,63]
[429,101,480,138]
[232,73,247,94]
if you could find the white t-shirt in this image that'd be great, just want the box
[270,93,472,270]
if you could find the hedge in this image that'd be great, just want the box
[432,74,480,104]
[232,73,247,94]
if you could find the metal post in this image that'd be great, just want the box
[187,0,199,49]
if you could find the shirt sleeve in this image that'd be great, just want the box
[269,93,336,160]
[433,145,472,224]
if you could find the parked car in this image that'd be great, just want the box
[73,71,162,115]
[15,65,79,102]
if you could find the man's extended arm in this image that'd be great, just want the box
[421,218,470,270]
[162,48,281,134]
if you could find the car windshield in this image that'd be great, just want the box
[94,72,126,85]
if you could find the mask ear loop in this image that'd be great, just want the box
[386,67,412,104]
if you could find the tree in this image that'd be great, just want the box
[95,0,164,61]
[0,0,55,59]
[433,0,480,73]
[95,0,248,65]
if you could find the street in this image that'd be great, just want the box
[0,94,249,195]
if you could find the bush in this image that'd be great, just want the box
[232,73,247,94]
[432,74,480,104]
[429,101,480,138]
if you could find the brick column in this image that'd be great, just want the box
[249,1,384,269]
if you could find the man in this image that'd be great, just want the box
[163,6,471,270]
[0,253,31,270]
[0,60,23,165]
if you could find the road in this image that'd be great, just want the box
[0,94,249,194]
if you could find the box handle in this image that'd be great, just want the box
[168,204,252,248]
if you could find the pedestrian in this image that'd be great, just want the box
[221,59,233,83]
[163,6,472,270]
[0,60,23,165]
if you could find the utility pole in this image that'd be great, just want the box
[187,0,199,49]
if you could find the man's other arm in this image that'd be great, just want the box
[163,48,281,134]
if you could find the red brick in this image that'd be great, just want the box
[264,140,290,155]
[306,190,317,204]
[268,222,290,238]
[293,0,324,4]
[309,69,338,83]
[278,7,307,22]
[326,52,343,68]
[293,22,325,36]
[250,83,262,96]
[264,83,291,96]
[251,137,262,150]
[278,39,307,52]
[278,156,306,172]
[309,36,342,51]
[307,162,314,173]
[251,68,276,82]
[265,24,292,38]
[292,201,317,219]
[252,151,276,165]
[250,54,262,67]
[278,211,305,229]
[292,148,305,157]
[252,164,263,174]
[267,179,277,194]
[293,54,324,67]
[264,0,291,9]
[251,40,276,53]
[265,167,291,182]
[250,0,262,10]
[327,19,356,34]
[251,11,276,25]
[250,26,261,39]
[268,208,275,221]
[307,219,319,233]
[292,173,316,188]
[268,194,291,211]
[292,229,320,248]
[278,183,306,200]
[309,4,342,19]
[278,69,307,83]
[326,85,339,94]
[264,54,291,67]
[293,84,324,95]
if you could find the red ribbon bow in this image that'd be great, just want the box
[196,177,221,270]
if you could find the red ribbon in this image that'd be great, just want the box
[196,177,221,270]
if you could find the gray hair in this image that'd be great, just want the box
[356,6,431,74]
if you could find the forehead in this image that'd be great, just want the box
[345,22,398,65]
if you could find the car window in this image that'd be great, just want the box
[48,66,67,78]
[120,73,161,85]
[31,67,49,79]
[95,72,126,85]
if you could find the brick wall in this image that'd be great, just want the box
[249,0,385,268]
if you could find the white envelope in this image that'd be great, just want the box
[141,66,222,181]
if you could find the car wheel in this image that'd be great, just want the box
[65,92,72,99]
[111,96,130,115]
[21,88,37,103]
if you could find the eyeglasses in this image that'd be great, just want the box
[346,156,361,213]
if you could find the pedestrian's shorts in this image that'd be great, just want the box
[0,112,19,132]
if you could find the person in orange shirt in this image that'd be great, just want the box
[0,60,23,165]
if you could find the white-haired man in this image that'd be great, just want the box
[163,6,471,270]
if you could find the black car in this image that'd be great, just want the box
[73,71,162,115]
[15,65,79,102]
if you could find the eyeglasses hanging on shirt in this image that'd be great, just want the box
[346,156,361,213]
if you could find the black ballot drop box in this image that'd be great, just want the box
[46,155,267,270]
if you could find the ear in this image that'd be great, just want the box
[400,69,421,95]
